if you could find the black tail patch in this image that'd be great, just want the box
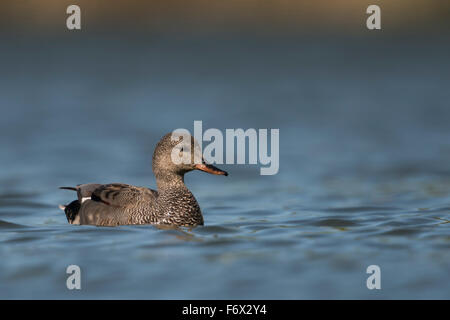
[64,200,81,224]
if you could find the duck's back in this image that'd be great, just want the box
[61,183,204,227]
[79,183,158,226]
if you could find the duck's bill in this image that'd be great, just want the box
[195,163,228,176]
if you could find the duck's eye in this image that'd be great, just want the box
[180,147,184,152]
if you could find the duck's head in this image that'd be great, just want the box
[152,132,228,180]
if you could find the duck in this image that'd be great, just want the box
[59,132,228,227]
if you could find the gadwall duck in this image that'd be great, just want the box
[59,133,228,227]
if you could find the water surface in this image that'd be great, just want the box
[0,35,449,299]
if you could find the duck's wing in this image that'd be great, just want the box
[90,183,156,208]
[60,183,157,225]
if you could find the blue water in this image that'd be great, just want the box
[0,35,449,299]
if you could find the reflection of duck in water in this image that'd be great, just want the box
[59,133,227,227]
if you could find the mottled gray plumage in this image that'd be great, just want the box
[59,133,228,227]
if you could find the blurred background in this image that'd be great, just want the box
[0,1,449,299]
[0,0,449,35]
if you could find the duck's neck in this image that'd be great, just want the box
[155,171,187,192]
